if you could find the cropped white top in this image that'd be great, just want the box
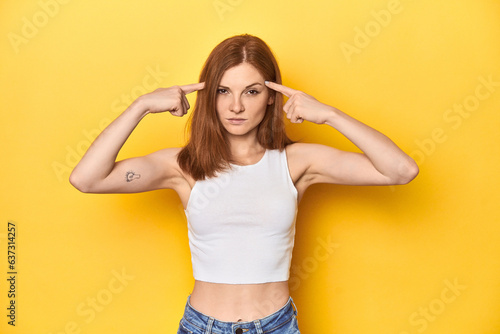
[184,149,298,284]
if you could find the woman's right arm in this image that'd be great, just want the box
[69,83,204,193]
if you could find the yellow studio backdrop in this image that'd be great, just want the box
[1,0,499,333]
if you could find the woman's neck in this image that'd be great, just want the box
[227,135,265,164]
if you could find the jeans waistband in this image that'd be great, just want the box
[182,294,298,334]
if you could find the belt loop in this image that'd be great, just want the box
[205,316,215,334]
[253,319,264,334]
[290,296,298,316]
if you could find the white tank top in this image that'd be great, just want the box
[184,149,298,284]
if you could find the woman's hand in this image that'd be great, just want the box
[138,82,205,116]
[265,81,335,124]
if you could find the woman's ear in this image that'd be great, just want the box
[267,91,275,105]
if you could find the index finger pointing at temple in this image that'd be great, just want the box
[265,81,296,97]
[180,82,205,94]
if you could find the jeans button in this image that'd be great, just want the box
[235,328,243,334]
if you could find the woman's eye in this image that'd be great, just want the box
[217,88,228,94]
[247,89,260,95]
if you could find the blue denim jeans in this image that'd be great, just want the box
[177,295,300,334]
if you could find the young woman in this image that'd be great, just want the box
[70,34,418,334]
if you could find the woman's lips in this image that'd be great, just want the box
[227,118,247,125]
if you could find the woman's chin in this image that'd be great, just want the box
[226,130,248,137]
[223,126,256,138]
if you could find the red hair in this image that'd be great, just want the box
[177,34,293,180]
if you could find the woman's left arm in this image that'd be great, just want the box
[265,81,419,186]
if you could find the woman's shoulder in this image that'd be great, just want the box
[285,142,326,157]
[284,143,316,178]
[148,147,196,187]
[288,141,341,152]
[147,147,183,163]
[145,147,186,178]
[285,142,338,173]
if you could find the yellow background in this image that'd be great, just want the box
[1,0,500,333]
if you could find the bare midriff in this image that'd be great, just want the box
[188,280,290,322]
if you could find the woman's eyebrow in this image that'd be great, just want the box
[218,82,263,89]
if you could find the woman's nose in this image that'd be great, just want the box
[230,96,245,113]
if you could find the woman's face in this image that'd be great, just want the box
[216,62,273,139]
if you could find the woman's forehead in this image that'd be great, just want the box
[219,63,265,87]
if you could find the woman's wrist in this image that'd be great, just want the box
[323,106,343,127]
[126,97,150,121]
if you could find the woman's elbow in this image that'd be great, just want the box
[395,160,419,185]
[69,172,93,193]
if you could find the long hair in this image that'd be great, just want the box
[177,34,293,180]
